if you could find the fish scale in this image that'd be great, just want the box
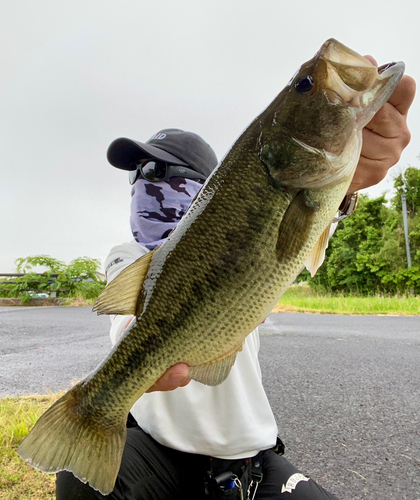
[18,39,405,495]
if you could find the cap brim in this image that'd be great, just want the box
[107,138,189,170]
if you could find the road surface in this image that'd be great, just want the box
[1,306,419,499]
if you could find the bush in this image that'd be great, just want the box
[0,255,106,303]
[381,266,420,295]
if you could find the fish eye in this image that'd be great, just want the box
[294,75,315,94]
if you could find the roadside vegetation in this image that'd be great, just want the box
[275,166,420,315]
[275,284,420,315]
[0,255,106,305]
[298,166,420,296]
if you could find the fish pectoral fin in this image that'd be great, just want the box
[189,343,243,386]
[276,190,319,262]
[304,223,332,277]
[93,249,157,316]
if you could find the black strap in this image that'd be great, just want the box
[204,437,285,499]
[246,453,263,500]
[271,436,285,456]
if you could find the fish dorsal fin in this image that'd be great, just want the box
[93,249,157,316]
[276,190,319,262]
[304,223,332,277]
[189,342,244,386]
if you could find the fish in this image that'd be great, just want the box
[18,39,404,494]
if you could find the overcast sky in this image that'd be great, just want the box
[1,0,419,273]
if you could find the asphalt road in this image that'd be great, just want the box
[259,313,420,499]
[1,306,419,499]
[0,306,111,396]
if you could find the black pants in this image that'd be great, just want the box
[56,425,339,500]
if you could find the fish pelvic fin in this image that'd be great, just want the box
[18,386,127,495]
[93,248,157,316]
[189,343,243,386]
[304,223,333,277]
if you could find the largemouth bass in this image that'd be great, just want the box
[19,39,404,494]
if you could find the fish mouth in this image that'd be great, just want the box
[378,62,397,74]
[377,60,405,82]
[318,40,404,109]
[319,39,379,104]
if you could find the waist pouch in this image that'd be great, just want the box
[204,437,284,499]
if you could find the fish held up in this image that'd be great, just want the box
[18,39,404,494]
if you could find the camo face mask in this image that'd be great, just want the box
[130,178,202,250]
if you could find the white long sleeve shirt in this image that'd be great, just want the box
[105,240,279,459]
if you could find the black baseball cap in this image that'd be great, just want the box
[107,128,218,178]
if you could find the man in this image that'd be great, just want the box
[56,70,415,499]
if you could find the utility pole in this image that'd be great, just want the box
[401,194,412,268]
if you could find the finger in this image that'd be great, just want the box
[363,55,378,66]
[364,101,404,139]
[348,155,391,192]
[363,58,416,115]
[350,124,408,193]
[146,363,190,393]
[147,364,190,392]
[386,75,416,115]
[363,109,411,161]
[361,126,407,163]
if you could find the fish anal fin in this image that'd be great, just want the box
[189,343,243,386]
[93,249,157,316]
[18,385,127,495]
[276,190,319,262]
[304,223,332,277]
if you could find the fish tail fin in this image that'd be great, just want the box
[18,386,127,495]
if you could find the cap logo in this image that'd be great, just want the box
[152,133,167,140]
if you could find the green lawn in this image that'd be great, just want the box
[275,285,420,315]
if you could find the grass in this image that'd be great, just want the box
[274,284,420,315]
[0,393,63,500]
[0,297,97,308]
[59,296,97,307]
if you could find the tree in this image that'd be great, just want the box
[307,195,388,294]
[305,193,420,295]
[392,165,420,218]
[391,165,420,267]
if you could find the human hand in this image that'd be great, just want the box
[145,363,191,392]
[347,56,416,194]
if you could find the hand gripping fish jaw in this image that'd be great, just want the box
[257,38,404,190]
